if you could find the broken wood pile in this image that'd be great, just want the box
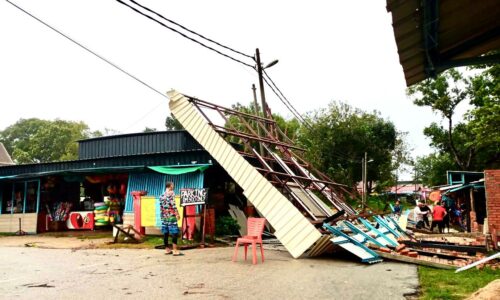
[371,234,499,269]
[318,213,500,269]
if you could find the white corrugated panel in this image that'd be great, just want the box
[168,90,321,258]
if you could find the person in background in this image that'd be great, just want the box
[430,201,447,233]
[160,182,183,256]
[420,202,431,228]
[441,194,454,233]
[413,201,428,229]
[393,200,402,216]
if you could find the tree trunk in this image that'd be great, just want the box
[447,116,465,169]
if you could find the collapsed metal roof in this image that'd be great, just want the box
[168,90,360,258]
[386,0,500,86]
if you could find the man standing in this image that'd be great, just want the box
[431,201,447,233]
[160,182,183,256]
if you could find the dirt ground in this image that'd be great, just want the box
[466,279,500,300]
[0,233,419,300]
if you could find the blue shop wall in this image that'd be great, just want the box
[124,171,204,226]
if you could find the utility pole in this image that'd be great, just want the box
[252,84,264,156]
[362,152,368,210]
[255,48,268,119]
[361,157,365,210]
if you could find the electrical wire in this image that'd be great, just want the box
[262,76,304,124]
[263,70,310,125]
[127,0,254,60]
[121,101,165,131]
[262,71,357,162]
[116,0,255,69]
[5,0,169,132]
[262,74,312,129]
[5,0,168,100]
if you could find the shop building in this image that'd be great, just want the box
[0,130,222,234]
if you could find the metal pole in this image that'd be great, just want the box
[252,84,264,156]
[255,48,268,119]
[361,157,365,210]
[363,152,368,210]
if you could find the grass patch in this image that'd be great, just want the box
[418,265,500,300]
[0,232,16,237]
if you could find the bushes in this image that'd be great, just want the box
[215,216,240,236]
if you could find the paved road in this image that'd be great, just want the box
[0,246,418,299]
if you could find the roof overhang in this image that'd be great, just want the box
[386,0,500,86]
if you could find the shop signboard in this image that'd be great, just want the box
[180,188,208,206]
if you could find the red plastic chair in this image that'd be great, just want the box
[232,217,266,264]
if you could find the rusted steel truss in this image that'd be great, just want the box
[187,95,357,217]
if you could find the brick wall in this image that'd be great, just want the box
[485,170,500,239]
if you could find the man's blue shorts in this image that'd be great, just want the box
[161,220,179,235]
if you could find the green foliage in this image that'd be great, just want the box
[223,101,409,193]
[0,118,98,163]
[142,127,157,132]
[298,101,407,190]
[165,113,184,130]
[414,153,455,186]
[224,102,300,150]
[418,266,500,300]
[408,66,500,173]
[215,216,240,236]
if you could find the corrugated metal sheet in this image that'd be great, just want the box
[168,90,321,258]
[0,152,211,178]
[307,234,335,257]
[386,0,500,86]
[78,131,203,160]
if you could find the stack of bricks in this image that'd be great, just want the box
[485,170,500,248]
[391,244,418,258]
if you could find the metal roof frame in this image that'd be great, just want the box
[185,95,357,218]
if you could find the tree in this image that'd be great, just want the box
[414,153,455,186]
[0,118,98,163]
[298,101,406,190]
[224,102,300,146]
[408,65,500,175]
[408,69,470,169]
[165,114,184,130]
[142,127,157,132]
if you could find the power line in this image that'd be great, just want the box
[5,0,167,100]
[261,71,359,162]
[5,0,168,132]
[121,101,165,131]
[262,72,312,128]
[262,76,303,122]
[263,70,308,124]
[116,0,255,69]
[128,0,254,60]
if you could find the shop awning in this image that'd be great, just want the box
[0,164,211,181]
[446,183,485,194]
[148,164,210,175]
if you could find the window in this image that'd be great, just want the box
[25,181,39,213]
[1,183,13,214]
[13,182,25,213]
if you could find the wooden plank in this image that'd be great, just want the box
[375,251,458,270]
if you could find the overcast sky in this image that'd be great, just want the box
[0,0,465,177]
